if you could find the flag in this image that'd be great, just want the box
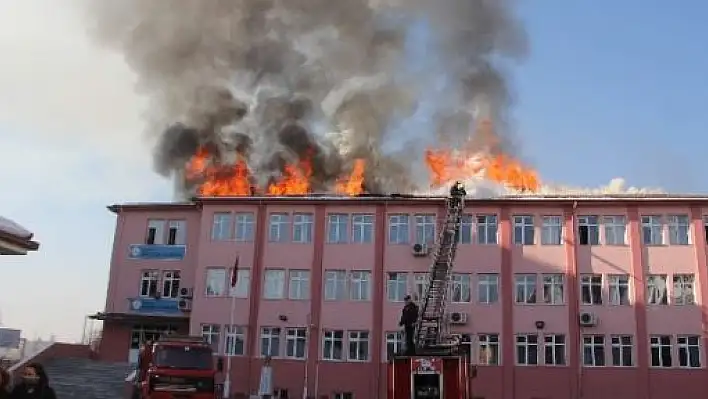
[230,256,240,287]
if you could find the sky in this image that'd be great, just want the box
[0,1,707,341]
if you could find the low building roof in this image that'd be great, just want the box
[0,216,39,254]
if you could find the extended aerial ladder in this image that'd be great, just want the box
[388,182,473,399]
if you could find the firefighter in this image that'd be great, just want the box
[399,295,419,355]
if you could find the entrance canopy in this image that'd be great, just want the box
[0,216,39,255]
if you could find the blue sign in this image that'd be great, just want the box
[129,244,186,260]
[127,297,182,315]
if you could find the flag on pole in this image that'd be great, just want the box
[230,256,240,287]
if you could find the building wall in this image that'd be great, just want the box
[100,199,708,398]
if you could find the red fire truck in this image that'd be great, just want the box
[388,182,475,399]
[133,335,221,399]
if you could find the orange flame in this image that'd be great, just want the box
[335,159,366,195]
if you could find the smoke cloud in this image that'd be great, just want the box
[82,0,526,196]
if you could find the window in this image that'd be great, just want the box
[478,274,499,304]
[263,269,286,299]
[167,220,186,245]
[450,274,471,303]
[544,334,566,365]
[578,216,599,245]
[542,274,564,304]
[201,324,220,353]
[582,335,605,366]
[285,328,307,359]
[610,335,633,366]
[333,393,353,399]
[647,274,668,305]
[348,331,369,361]
[288,270,310,300]
[477,215,498,245]
[350,271,371,301]
[224,325,246,356]
[514,274,537,304]
[234,212,255,241]
[388,214,409,244]
[268,213,289,242]
[642,215,663,245]
[352,214,374,243]
[414,214,436,244]
[260,327,281,357]
[478,334,500,365]
[515,334,538,365]
[161,270,181,298]
[387,272,408,302]
[603,216,626,245]
[292,213,313,243]
[677,335,700,368]
[513,215,535,245]
[608,275,630,305]
[650,335,672,367]
[541,216,562,245]
[673,274,695,305]
[140,270,159,297]
[580,274,602,305]
[212,213,232,240]
[146,219,165,245]
[205,268,226,297]
[668,215,690,245]
[413,273,428,302]
[386,332,403,360]
[229,269,251,298]
[322,330,344,360]
[458,215,473,244]
[327,214,349,243]
[324,270,347,301]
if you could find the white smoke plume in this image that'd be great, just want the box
[81,0,527,196]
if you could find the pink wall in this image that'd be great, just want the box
[99,198,708,398]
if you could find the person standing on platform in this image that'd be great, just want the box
[399,295,419,355]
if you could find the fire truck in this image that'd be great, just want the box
[388,182,475,399]
[133,335,221,399]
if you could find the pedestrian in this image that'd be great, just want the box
[0,367,10,399]
[399,295,419,355]
[9,363,56,399]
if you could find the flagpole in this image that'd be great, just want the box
[224,256,239,399]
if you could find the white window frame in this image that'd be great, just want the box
[477,214,498,245]
[478,274,499,304]
[582,335,605,367]
[610,335,633,367]
[268,213,289,242]
[543,334,566,365]
[229,269,251,298]
[167,220,186,245]
[324,270,347,301]
[385,331,404,360]
[140,270,159,297]
[542,274,564,304]
[673,274,695,305]
[647,274,668,305]
[514,274,537,304]
[513,215,535,245]
[677,335,701,368]
[668,214,690,245]
[387,272,408,302]
[650,335,672,368]
[327,214,349,243]
[577,215,600,245]
[642,215,664,245]
[288,270,311,300]
[458,215,473,244]
[350,271,371,301]
[212,213,232,241]
[263,269,286,299]
[351,214,374,243]
[161,270,181,298]
[285,327,307,359]
[146,219,166,245]
[201,324,220,353]
[608,274,630,305]
[541,216,562,245]
[580,274,603,305]
[205,268,226,297]
[603,215,626,245]
[292,213,313,243]
[449,273,471,303]
[414,214,436,245]
[515,334,538,365]
[322,330,344,361]
[413,273,428,303]
[260,327,281,357]
[234,212,255,242]
[224,325,246,356]
[478,334,500,365]
[388,214,409,244]
[348,331,369,361]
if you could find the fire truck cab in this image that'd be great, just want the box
[388,349,473,399]
[133,335,221,399]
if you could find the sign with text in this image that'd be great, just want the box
[411,357,442,374]
[128,244,186,261]
[0,328,21,349]
[128,298,181,315]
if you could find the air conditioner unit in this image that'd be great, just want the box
[579,311,597,327]
[178,299,192,312]
[412,243,430,257]
[179,287,194,298]
[448,312,468,325]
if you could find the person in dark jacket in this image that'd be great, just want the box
[10,363,56,399]
[0,367,10,399]
[399,295,419,355]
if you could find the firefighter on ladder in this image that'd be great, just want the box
[399,295,419,355]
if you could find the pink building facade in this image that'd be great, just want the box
[92,195,708,398]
